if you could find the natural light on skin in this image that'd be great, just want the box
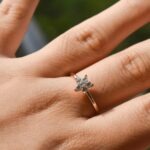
[0,0,149,149]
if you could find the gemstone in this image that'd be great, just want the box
[75,75,94,92]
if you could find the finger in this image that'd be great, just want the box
[24,0,150,77]
[0,0,39,57]
[86,94,150,149]
[78,39,150,114]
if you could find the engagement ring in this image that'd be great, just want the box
[72,74,99,113]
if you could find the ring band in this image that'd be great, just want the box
[71,73,99,113]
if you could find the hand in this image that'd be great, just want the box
[0,0,150,149]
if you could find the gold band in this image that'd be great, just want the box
[72,73,99,113]
[84,91,99,113]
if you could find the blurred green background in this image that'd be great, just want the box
[35,0,150,54]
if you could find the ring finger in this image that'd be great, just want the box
[77,39,150,114]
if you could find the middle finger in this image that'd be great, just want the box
[24,0,150,77]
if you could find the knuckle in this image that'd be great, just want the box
[0,3,27,20]
[73,26,106,53]
[121,51,149,81]
[10,4,27,20]
[0,3,11,15]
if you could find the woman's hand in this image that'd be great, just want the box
[0,0,150,149]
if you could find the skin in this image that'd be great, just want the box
[0,0,149,149]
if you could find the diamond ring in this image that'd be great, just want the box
[72,74,99,113]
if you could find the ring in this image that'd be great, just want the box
[71,73,99,113]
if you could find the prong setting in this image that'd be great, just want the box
[74,75,94,92]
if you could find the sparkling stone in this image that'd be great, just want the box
[75,75,94,92]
